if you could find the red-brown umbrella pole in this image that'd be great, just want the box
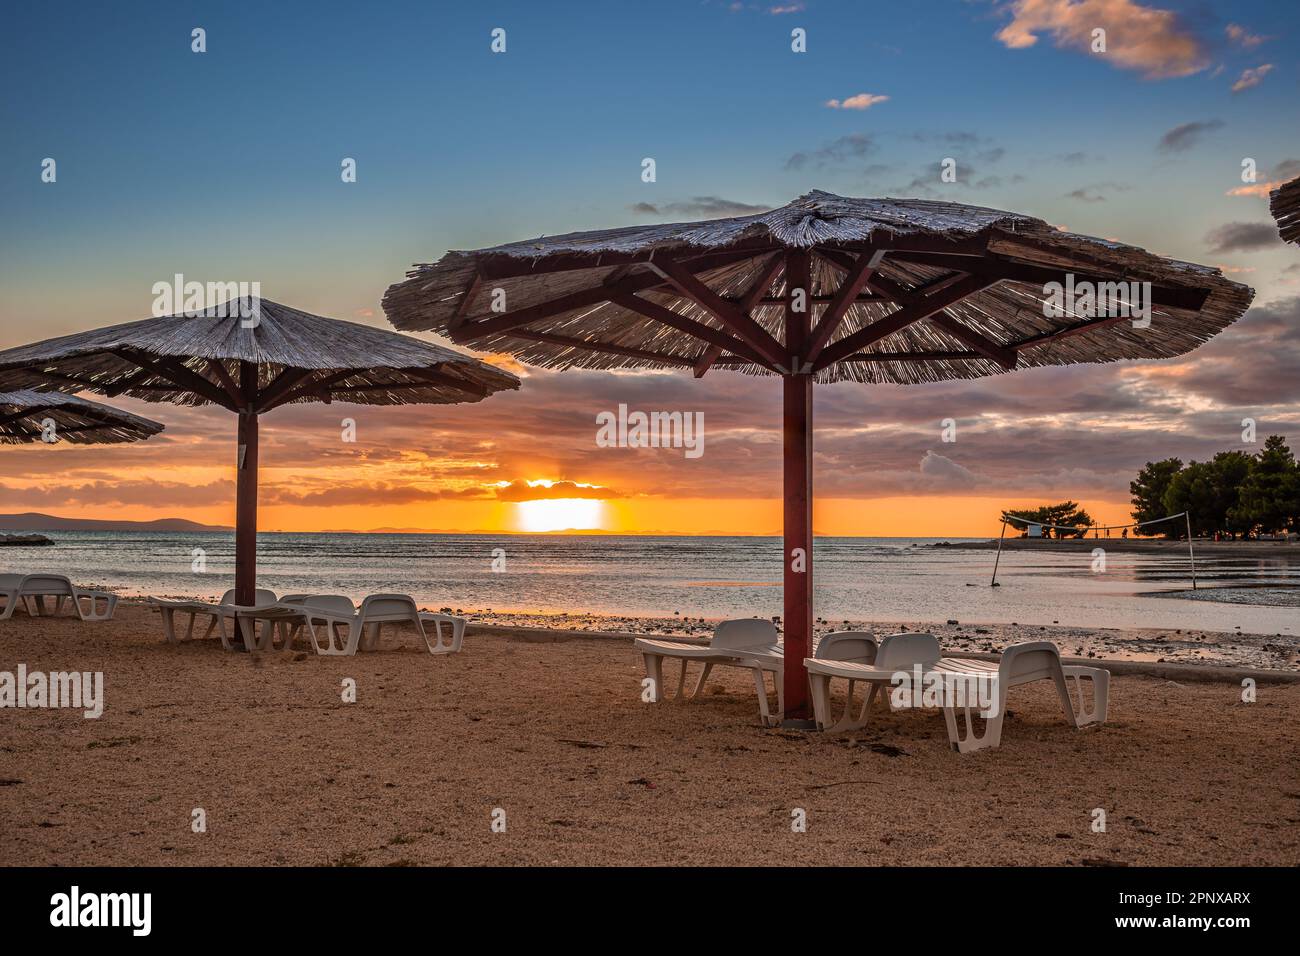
[782,373,814,721]
[782,249,814,722]
[234,361,259,607]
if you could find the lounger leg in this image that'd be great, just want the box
[642,654,664,702]
[674,659,688,700]
[1064,667,1109,726]
[690,662,714,699]
[752,668,775,726]
[184,612,196,641]
[809,673,832,729]
[1050,668,1077,727]
[160,608,178,643]
[218,615,239,652]
[201,616,218,641]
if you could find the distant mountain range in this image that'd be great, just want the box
[0,512,231,532]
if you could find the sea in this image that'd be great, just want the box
[5,531,1298,636]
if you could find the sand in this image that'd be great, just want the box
[2,604,1298,867]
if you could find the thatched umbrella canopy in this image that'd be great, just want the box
[1271,176,1300,246]
[1,389,164,445]
[384,190,1252,723]
[0,298,518,606]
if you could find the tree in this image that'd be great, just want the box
[1001,501,1094,538]
[1230,435,1300,535]
[1130,458,1182,538]
[1162,451,1253,538]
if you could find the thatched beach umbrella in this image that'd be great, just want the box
[384,190,1252,722]
[0,299,518,606]
[1271,176,1300,246]
[1,388,163,445]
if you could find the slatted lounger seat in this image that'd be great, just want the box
[806,633,1108,753]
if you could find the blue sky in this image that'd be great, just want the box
[1,1,1298,533]
[2,0,1296,332]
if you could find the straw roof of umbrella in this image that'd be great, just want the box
[383,190,1253,384]
[0,297,519,611]
[1271,175,1300,246]
[1,389,164,445]
[0,298,518,410]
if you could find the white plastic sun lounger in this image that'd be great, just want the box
[298,594,427,656]
[636,618,782,717]
[0,573,118,622]
[148,589,278,645]
[635,622,877,726]
[806,633,1109,753]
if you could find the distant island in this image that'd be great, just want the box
[0,512,232,533]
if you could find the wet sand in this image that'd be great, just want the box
[2,605,1298,866]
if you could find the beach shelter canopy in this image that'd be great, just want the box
[384,190,1253,722]
[1,388,164,444]
[0,298,519,606]
[1271,176,1300,246]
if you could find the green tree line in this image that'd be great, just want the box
[1131,435,1300,539]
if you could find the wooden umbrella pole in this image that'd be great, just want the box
[234,362,259,609]
[782,372,814,722]
[781,249,815,724]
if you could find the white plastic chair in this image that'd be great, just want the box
[807,631,939,732]
[937,642,1109,753]
[303,594,426,656]
[1,574,117,622]
[635,618,781,715]
[212,590,280,651]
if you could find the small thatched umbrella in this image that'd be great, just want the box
[1271,176,1300,246]
[0,299,518,605]
[1,388,164,445]
[384,190,1253,723]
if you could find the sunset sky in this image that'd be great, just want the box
[2,0,1298,536]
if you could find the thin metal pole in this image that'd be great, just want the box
[991,518,1008,586]
[1186,511,1197,590]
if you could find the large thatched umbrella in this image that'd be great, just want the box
[384,190,1252,722]
[1,389,163,444]
[1271,176,1300,246]
[0,299,518,605]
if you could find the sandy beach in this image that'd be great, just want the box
[2,604,1298,867]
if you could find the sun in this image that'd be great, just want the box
[513,498,608,533]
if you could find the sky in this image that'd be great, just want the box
[1,0,1298,536]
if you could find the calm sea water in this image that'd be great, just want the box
[5,531,1297,635]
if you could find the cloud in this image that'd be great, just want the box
[1230,64,1273,93]
[1157,119,1223,153]
[769,2,804,12]
[1064,181,1130,202]
[918,451,981,489]
[1225,24,1267,49]
[492,479,620,501]
[630,197,771,218]
[1203,221,1283,254]
[785,132,878,171]
[825,93,890,111]
[995,0,1210,79]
